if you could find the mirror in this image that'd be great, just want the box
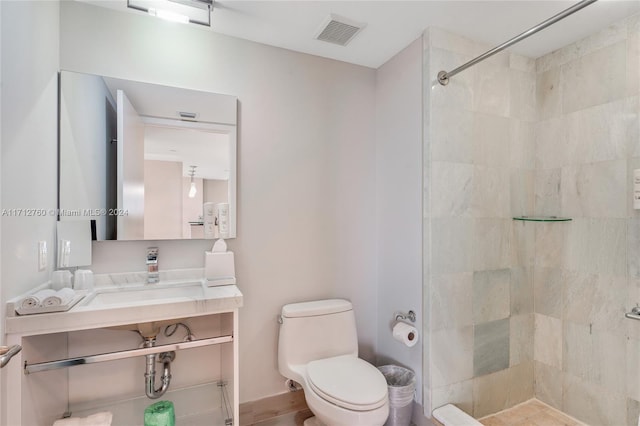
[58,70,237,240]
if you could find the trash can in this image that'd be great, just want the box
[378,365,415,426]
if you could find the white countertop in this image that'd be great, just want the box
[5,270,243,336]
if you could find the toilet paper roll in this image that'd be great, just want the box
[392,321,419,347]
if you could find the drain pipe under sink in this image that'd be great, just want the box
[143,337,175,399]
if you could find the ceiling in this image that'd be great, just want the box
[87,0,640,68]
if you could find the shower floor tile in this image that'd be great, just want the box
[480,399,586,426]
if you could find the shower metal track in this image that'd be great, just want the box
[437,0,598,85]
[24,335,233,374]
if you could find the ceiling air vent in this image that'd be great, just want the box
[315,14,365,47]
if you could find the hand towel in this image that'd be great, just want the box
[52,411,112,426]
[20,289,56,309]
[43,288,76,307]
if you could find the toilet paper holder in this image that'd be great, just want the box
[394,310,416,323]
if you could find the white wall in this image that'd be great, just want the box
[0,0,60,423]
[60,1,377,402]
[144,160,182,239]
[375,38,424,403]
[204,179,228,205]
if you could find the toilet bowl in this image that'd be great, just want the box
[278,299,389,426]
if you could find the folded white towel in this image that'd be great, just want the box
[52,411,112,426]
[43,288,76,307]
[20,289,56,309]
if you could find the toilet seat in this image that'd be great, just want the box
[306,355,388,411]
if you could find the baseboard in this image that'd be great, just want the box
[239,390,309,425]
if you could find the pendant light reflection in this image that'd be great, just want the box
[188,165,197,198]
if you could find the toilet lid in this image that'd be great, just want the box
[306,355,388,411]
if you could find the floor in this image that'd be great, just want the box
[480,400,585,426]
[240,390,313,426]
[249,409,314,426]
[243,397,583,426]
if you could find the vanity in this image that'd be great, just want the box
[0,69,244,425]
[4,270,242,426]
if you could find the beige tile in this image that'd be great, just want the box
[507,362,534,407]
[471,167,510,219]
[473,113,510,167]
[473,269,510,324]
[536,68,561,121]
[530,411,575,426]
[534,314,562,369]
[431,273,474,331]
[510,267,533,317]
[431,161,474,218]
[506,400,546,419]
[431,107,474,163]
[431,326,474,387]
[429,27,477,57]
[473,63,510,117]
[510,313,534,367]
[512,420,539,426]
[474,318,510,376]
[431,380,474,416]
[535,117,566,170]
[472,219,511,271]
[431,217,474,274]
[534,362,563,410]
[542,407,582,426]
[430,48,475,111]
[510,169,535,218]
[525,400,548,410]
[534,168,561,218]
[510,54,536,73]
[510,70,537,122]
[534,267,563,319]
[497,404,538,424]
[509,119,536,171]
[481,416,508,426]
[534,222,567,270]
[473,369,509,418]
[563,373,627,426]
[561,41,626,114]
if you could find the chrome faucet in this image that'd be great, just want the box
[147,247,159,283]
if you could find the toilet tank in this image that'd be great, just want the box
[278,299,358,378]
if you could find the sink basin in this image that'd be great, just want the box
[83,281,206,307]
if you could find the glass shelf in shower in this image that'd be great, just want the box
[512,216,572,222]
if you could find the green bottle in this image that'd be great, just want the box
[144,400,175,426]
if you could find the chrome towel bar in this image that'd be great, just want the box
[0,345,22,368]
[626,306,640,321]
[24,334,232,374]
[437,0,598,85]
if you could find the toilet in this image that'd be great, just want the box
[278,299,389,426]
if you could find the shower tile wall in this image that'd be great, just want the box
[533,14,640,426]
[425,27,536,418]
[425,13,640,423]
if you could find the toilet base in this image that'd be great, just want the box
[303,416,325,426]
